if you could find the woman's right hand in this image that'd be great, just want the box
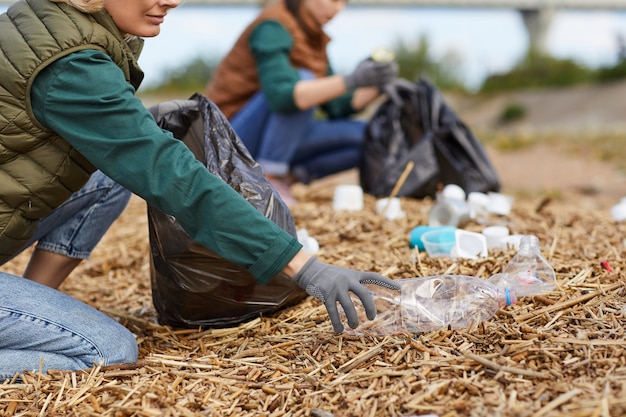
[344,58,398,90]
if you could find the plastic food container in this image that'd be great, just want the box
[409,225,456,250]
[421,229,456,257]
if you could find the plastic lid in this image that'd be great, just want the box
[505,288,517,306]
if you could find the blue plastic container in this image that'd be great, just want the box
[421,229,457,257]
[409,225,457,250]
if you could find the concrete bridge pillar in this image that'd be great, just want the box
[519,7,555,55]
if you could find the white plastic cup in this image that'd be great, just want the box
[610,202,626,222]
[428,198,470,228]
[442,184,466,201]
[467,192,490,219]
[500,234,524,251]
[482,225,510,250]
[296,229,320,255]
[332,185,363,211]
[487,192,514,216]
[376,197,405,220]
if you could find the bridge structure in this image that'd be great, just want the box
[2,0,626,52]
[181,0,626,54]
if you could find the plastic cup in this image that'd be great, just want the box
[409,225,456,250]
[454,229,488,259]
[428,198,470,228]
[376,197,405,220]
[467,192,490,219]
[500,234,524,251]
[482,225,510,250]
[487,192,514,216]
[332,185,363,211]
[610,202,626,222]
[297,229,320,255]
[421,229,456,257]
[442,184,466,201]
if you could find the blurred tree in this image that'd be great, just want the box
[481,51,603,93]
[393,35,466,92]
[141,56,218,96]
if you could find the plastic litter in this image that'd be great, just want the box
[342,275,516,335]
[481,225,510,250]
[297,229,320,255]
[487,191,514,216]
[489,235,557,297]
[421,229,456,257]
[376,197,405,220]
[499,233,524,250]
[333,184,364,211]
[441,183,466,201]
[409,225,456,250]
[467,191,490,220]
[428,197,470,228]
[610,198,626,221]
[454,229,488,259]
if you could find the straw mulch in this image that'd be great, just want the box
[1,175,626,417]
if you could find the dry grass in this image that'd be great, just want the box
[2,168,626,416]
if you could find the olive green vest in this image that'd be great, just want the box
[0,0,145,263]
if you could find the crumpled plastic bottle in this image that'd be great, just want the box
[488,234,556,297]
[342,275,516,336]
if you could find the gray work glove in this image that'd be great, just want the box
[344,58,399,91]
[293,257,401,333]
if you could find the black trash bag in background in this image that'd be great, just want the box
[360,79,500,199]
[147,94,306,328]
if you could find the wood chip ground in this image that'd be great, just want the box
[1,174,626,417]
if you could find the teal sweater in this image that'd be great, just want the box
[31,50,301,284]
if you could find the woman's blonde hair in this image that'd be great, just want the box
[51,0,105,13]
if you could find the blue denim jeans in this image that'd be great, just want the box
[0,273,138,381]
[230,70,367,183]
[18,170,132,259]
[0,171,137,380]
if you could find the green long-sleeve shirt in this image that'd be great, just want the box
[31,50,301,284]
[249,20,356,118]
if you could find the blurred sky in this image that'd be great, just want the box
[3,4,626,90]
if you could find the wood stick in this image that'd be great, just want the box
[379,161,414,218]
[515,281,623,322]
[532,388,583,417]
[463,352,551,379]
[337,343,385,373]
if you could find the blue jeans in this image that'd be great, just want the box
[230,70,367,183]
[0,171,137,380]
[18,170,132,259]
[0,273,138,381]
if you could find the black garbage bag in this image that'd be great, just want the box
[360,79,500,199]
[147,94,306,328]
